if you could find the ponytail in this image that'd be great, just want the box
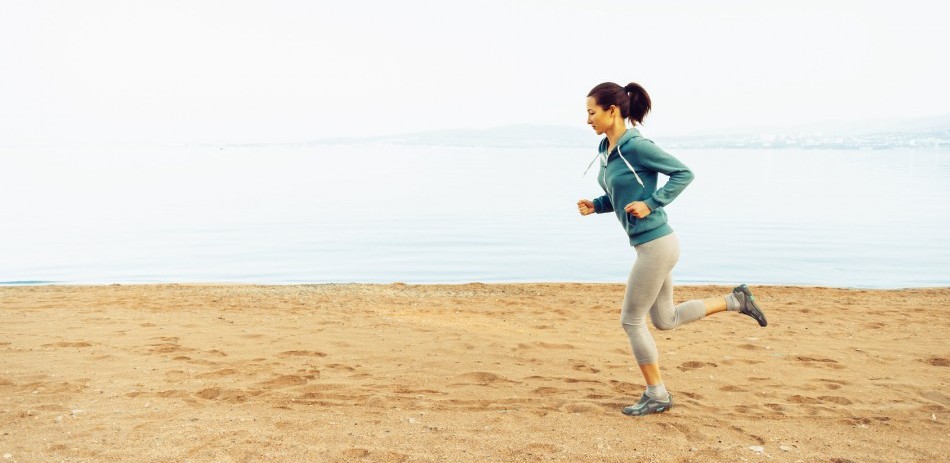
[623,82,651,126]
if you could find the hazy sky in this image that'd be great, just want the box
[2,0,948,144]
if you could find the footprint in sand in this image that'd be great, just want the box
[678,361,718,371]
[341,448,369,458]
[43,341,93,348]
[722,358,763,366]
[257,375,308,388]
[148,343,193,354]
[195,387,263,403]
[560,402,602,413]
[793,356,846,369]
[451,371,516,386]
[570,360,601,374]
[814,378,849,390]
[195,368,238,379]
[729,425,765,445]
[274,420,305,431]
[818,395,853,405]
[922,357,949,367]
[535,342,576,350]
[562,377,603,385]
[788,394,852,406]
[668,423,706,443]
[607,379,637,394]
[195,387,222,400]
[733,404,757,414]
[326,364,356,372]
[839,417,872,427]
[677,391,704,400]
[737,343,764,350]
[512,342,575,352]
[344,449,408,463]
[764,403,786,412]
[164,370,190,382]
[532,386,564,395]
[277,350,327,358]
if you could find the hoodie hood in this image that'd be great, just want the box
[597,127,642,155]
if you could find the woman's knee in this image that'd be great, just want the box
[650,312,677,331]
[620,314,645,333]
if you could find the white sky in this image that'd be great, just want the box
[1,0,948,144]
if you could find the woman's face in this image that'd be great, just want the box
[586,97,616,136]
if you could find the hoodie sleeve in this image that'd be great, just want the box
[635,139,694,211]
[593,194,613,213]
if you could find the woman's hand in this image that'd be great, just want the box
[577,199,595,216]
[624,201,652,219]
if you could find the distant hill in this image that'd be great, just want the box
[301,114,950,150]
[658,114,950,150]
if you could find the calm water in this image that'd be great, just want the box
[1,144,948,288]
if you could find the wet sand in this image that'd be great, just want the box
[1,284,948,462]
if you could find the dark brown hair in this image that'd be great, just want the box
[587,82,652,126]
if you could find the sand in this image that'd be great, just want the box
[0,283,947,462]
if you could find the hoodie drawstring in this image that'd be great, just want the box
[616,145,645,187]
[584,144,644,188]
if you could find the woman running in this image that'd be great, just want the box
[577,82,768,417]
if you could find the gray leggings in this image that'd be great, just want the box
[621,233,707,365]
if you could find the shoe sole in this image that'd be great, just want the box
[622,404,672,416]
[622,394,674,416]
[735,284,767,327]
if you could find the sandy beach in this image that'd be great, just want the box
[1,283,947,462]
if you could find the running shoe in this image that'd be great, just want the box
[733,284,768,327]
[622,393,673,416]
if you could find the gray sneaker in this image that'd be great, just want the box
[622,393,673,416]
[734,284,767,327]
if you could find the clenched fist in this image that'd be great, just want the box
[577,199,595,216]
[624,201,652,219]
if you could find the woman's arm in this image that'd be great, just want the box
[593,193,614,213]
[634,139,694,211]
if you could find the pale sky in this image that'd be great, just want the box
[1,0,948,144]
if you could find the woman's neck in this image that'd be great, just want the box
[606,122,628,150]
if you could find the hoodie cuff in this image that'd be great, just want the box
[594,197,608,214]
[644,197,662,212]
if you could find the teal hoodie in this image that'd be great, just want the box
[590,128,694,246]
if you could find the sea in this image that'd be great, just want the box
[1,143,948,288]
